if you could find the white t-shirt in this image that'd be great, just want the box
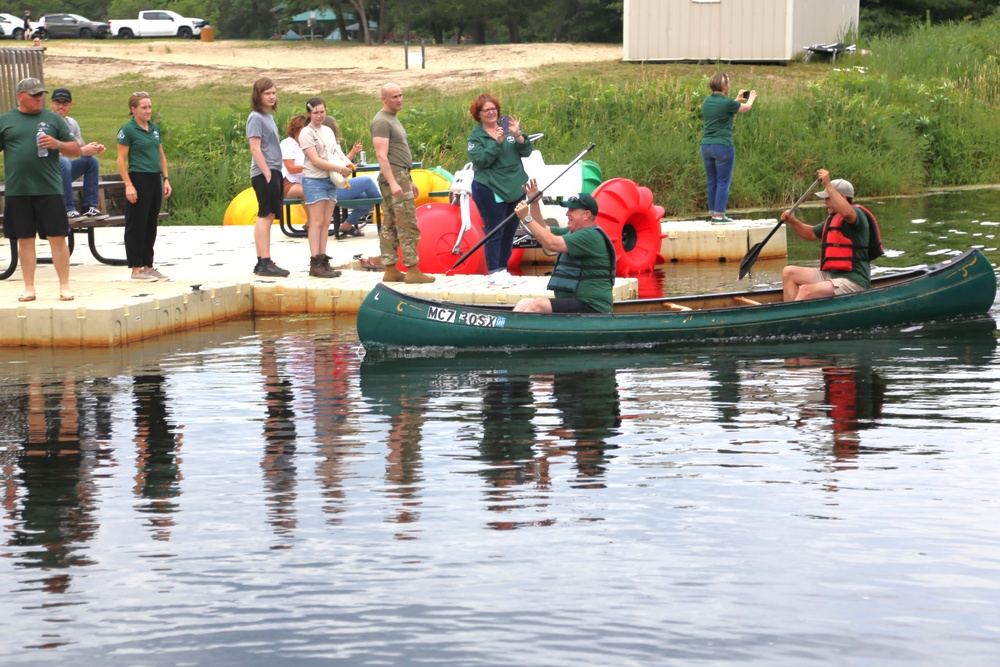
[280,136,304,183]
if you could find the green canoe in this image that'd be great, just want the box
[357,248,998,353]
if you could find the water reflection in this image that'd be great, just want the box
[260,338,298,543]
[6,374,105,596]
[132,368,183,543]
[3,317,1000,665]
[358,349,427,539]
[785,355,887,460]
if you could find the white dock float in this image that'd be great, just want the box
[661,218,786,262]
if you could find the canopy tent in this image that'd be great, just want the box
[289,9,352,25]
[325,20,377,41]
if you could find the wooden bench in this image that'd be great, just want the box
[1,176,169,280]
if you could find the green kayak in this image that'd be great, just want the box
[357,248,998,353]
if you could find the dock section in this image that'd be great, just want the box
[1,225,638,347]
[661,218,786,263]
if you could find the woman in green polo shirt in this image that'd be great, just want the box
[467,92,533,287]
[701,72,756,224]
[116,91,171,281]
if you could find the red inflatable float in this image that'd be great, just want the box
[405,203,487,275]
[592,178,666,276]
[409,178,664,277]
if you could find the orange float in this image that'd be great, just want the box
[406,203,487,275]
[592,178,665,275]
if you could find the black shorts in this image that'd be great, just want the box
[2,194,69,239]
[549,297,599,314]
[251,169,284,221]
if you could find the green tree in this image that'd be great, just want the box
[861,0,998,35]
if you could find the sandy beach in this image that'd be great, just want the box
[40,40,623,94]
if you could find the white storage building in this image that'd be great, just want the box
[623,0,860,62]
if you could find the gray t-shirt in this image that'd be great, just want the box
[246,110,281,177]
[65,115,84,145]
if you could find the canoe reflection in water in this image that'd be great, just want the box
[363,355,623,531]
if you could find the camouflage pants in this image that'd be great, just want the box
[377,166,420,268]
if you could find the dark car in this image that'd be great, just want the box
[36,13,110,39]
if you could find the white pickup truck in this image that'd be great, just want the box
[109,10,206,39]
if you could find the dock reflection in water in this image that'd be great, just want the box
[2,316,1000,665]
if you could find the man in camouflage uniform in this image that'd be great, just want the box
[370,82,434,284]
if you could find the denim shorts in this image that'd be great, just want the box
[302,177,338,205]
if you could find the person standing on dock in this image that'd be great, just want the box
[467,92,532,287]
[48,88,110,224]
[246,77,290,278]
[370,83,434,284]
[116,92,171,282]
[780,169,872,301]
[701,72,756,224]
[0,77,82,302]
[512,181,616,314]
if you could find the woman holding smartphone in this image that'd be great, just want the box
[467,93,533,287]
[701,72,757,224]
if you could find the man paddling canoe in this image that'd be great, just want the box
[780,168,879,302]
[512,179,616,313]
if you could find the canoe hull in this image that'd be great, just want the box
[357,249,998,352]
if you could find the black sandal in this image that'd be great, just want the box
[341,225,364,237]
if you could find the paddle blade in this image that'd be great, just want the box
[738,242,764,279]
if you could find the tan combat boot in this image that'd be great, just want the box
[382,265,406,282]
[403,266,436,284]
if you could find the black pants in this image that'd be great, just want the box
[124,172,163,268]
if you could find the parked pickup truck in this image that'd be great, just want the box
[109,10,206,39]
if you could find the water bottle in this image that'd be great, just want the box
[36,128,47,158]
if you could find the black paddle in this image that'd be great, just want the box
[446,142,596,274]
[738,178,820,280]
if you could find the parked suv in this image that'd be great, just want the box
[34,13,110,39]
[0,12,25,39]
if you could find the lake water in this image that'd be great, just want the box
[2,190,999,666]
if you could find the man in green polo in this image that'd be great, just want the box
[0,77,82,302]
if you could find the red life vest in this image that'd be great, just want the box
[819,205,879,272]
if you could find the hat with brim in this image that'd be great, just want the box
[17,76,49,95]
[560,192,599,217]
[16,78,47,96]
[51,88,72,102]
[815,179,855,199]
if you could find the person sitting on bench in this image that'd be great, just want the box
[49,88,109,222]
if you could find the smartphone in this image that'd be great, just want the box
[499,115,510,134]
[738,89,750,101]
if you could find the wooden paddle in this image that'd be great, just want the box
[446,143,596,274]
[738,178,820,280]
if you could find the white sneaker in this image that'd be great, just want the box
[131,270,156,282]
[487,271,509,287]
[146,268,170,281]
[83,206,110,221]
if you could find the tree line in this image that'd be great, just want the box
[14,1,999,42]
